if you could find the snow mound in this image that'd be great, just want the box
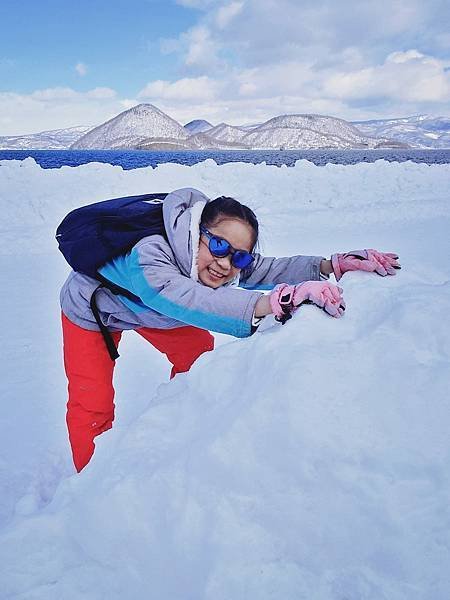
[0,158,449,599]
[1,276,450,599]
[1,156,449,237]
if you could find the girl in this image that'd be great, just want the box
[60,187,400,472]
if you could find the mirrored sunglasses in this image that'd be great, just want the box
[200,225,254,269]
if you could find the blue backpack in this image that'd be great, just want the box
[56,192,168,278]
[56,192,169,360]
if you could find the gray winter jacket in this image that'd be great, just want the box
[60,187,325,337]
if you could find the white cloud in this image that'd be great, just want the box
[159,25,222,70]
[164,0,450,80]
[3,1,450,135]
[119,98,140,110]
[185,26,219,67]
[173,0,441,70]
[150,92,355,127]
[152,0,450,120]
[27,86,116,103]
[138,44,450,126]
[31,87,79,101]
[86,87,117,99]
[0,88,124,135]
[75,62,87,76]
[138,76,220,102]
[235,62,316,98]
[324,50,450,103]
[387,49,426,64]
[215,2,244,29]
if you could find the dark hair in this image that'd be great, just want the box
[200,196,259,250]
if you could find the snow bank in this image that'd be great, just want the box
[1,156,449,236]
[1,158,449,599]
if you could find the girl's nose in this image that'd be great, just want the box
[215,254,232,270]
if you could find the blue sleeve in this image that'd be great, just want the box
[99,245,263,338]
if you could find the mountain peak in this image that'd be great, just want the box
[184,119,213,134]
[125,103,165,116]
[71,103,188,149]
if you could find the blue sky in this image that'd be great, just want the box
[0,0,196,95]
[1,0,449,134]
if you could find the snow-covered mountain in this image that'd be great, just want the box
[72,104,189,149]
[0,126,93,150]
[7,104,450,151]
[182,115,406,150]
[239,122,263,131]
[120,108,398,150]
[352,115,450,149]
[242,114,402,149]
[204,123,249,143]
[184,114,406,150]
[184,119,213,134]
[189,132,252,150]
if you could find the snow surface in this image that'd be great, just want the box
[0,157,449,599]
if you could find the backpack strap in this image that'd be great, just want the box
[96,273,141,302]
[89,286,120,361]
[88,276,143,361]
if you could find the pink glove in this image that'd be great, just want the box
[270,281,345,324]
[331,249,401,281]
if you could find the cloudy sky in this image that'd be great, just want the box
[1,0,449,134]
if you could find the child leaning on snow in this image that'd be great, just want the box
[60,187,401,472]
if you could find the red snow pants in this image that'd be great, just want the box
[62,312,214,472]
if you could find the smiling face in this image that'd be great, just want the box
[197,217,255,288]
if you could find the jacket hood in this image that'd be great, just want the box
[162,187,209,280]
[162,187,240,287]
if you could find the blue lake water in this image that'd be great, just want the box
[1,148,449,169]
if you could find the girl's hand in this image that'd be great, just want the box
[269,281,345,324]
[331,249,401,281]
